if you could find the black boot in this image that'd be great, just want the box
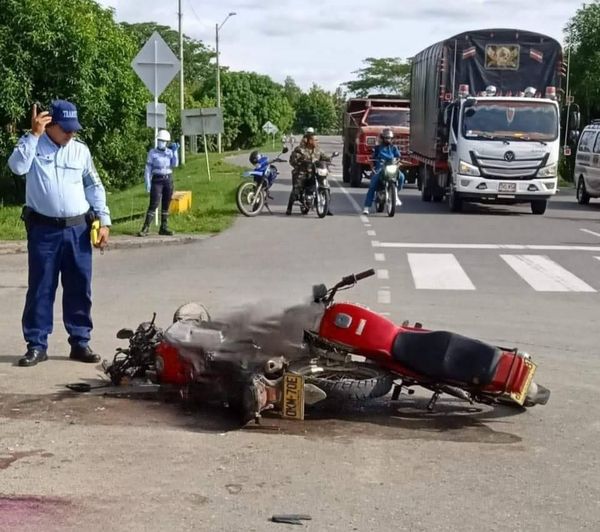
[286,191,295,216]
[159,212,173,236]
[137,212,153,237]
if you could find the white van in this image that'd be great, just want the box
[575,120,600,204]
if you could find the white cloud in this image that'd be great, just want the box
[98,0,583,90]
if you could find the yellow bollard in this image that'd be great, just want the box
[169,191,192,214]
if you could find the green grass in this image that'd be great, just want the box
[0,151,245,240]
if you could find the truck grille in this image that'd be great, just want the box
[471,151,548,180]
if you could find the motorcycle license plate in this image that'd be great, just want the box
[281,373,305,420]
[498,182,517,193]
[509,359,537,406]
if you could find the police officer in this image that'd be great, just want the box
[138,130,179,237]
[8,100,111,367]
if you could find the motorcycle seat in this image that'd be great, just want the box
[391,331,501,385]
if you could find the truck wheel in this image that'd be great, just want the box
[342,153,350,183]
[432,190,444,202]
[449,187,463,212]
[531,200,547,215]
[577,177,590,205]
[350,158,362,188]
[420,165,432,202]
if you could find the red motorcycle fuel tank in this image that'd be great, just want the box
[318,302,399,362]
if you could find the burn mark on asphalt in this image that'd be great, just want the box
[0,392,522,444]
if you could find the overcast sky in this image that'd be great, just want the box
[98,0,584,91]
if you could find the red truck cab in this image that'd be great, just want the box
[342,96,419,187]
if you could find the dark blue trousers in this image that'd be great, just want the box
[23,222,93,352]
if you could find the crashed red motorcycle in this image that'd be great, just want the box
[106,270,549,424]
[291,269,550,413]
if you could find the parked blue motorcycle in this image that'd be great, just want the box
[236,147,289,217]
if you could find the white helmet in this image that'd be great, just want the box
[157,129,171,142]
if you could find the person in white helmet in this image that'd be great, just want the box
[138,129,180,236]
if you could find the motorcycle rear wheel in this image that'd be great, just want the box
[236,182,264,217]
[292,362,394,402]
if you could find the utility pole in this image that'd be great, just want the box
[216,22,221,153]
[178,0,185,164]
[216,12,236,154]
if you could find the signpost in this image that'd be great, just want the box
[181,108,224,181]
[132,31,180,145]
[262,121,279,149]
[132,32,180,225]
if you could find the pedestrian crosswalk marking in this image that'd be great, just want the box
[407,253,476,290]
[500,255,596,292]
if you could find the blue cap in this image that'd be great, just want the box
[50,100,82,132]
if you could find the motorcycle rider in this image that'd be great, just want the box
[287,128,333,215]
[362,128,405,215]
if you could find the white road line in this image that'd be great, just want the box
[371,240,379,247]
[367,230,376,237]
[377,289,391,304]
[581,228,600,238]
[377,269,389,280]
[407,253,476,290]
[374,253,386,262]
[501,255,596,292]
[364,223,372,228]
[360,215,369,224]
[596,257,600,262]
[375,242,600,251]
[332,176,365,217]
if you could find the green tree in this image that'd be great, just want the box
[564,2,600,125]
[344,57,411,97]
[283,76,303,112]
[0,0,151,196]
[294,85,339,135]
[196,71,294,149]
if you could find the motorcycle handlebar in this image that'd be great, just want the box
[340,269,375,286]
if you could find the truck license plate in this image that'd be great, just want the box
[282,373,305,420]
[498,182,517,193]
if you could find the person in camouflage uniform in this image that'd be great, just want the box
[286,130,333,215]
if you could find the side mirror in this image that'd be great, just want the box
[570,111,581,131]
[569,130,580,144]
[282,147,289,153]
[464,97,477,109]
[312,284,327,302]
[116,328,134,339]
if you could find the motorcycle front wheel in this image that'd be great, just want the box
[386,182,396,217]
[291,362,394,402]
[236,182,265,217]
[375,188,385,213]
[315,189,330,218]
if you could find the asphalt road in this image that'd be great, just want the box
[1,136,599,531]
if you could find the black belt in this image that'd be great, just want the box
[152,174,172,179]
[30,211,89,228]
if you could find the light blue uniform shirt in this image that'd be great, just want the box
[144,147,179,191]
[8,133,111,226]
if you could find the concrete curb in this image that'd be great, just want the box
[0,233,213,255]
